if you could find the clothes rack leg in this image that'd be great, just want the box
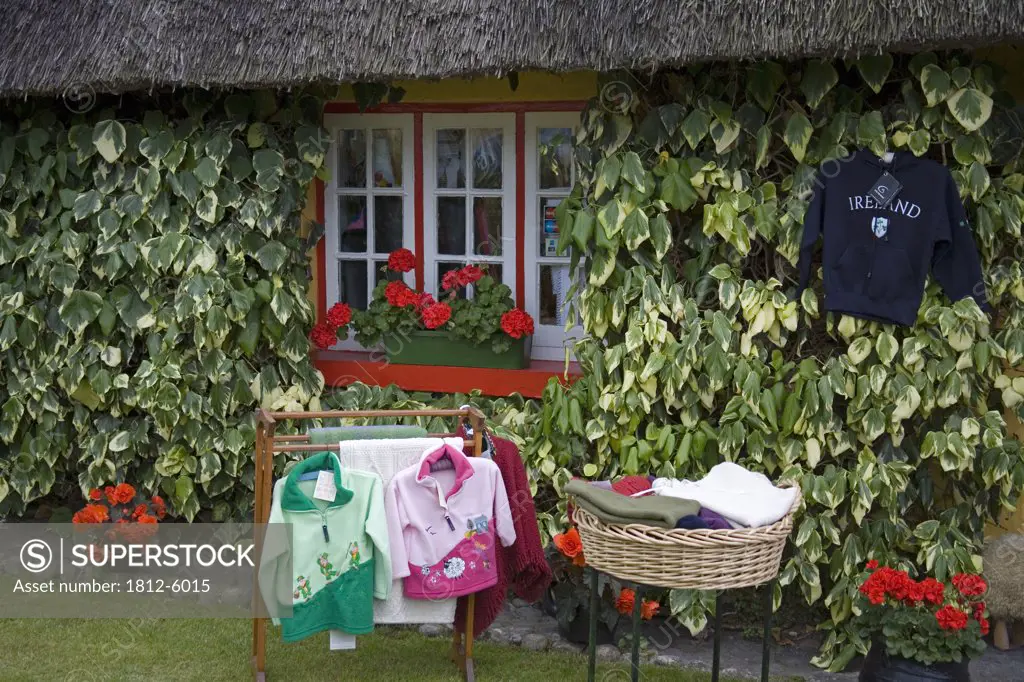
[463,593,476,682]
[761,580,774,682]
[630,584,642,682]
[587,568,598,682]
[711,592,722,682]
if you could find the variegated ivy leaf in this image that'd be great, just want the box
[711,119,741,155]
[855,54,894,93]
[919,64,952,107]
[800,60,839,109]
[784,112,812,162]
[947,88,994,132]
[92,120,127,163]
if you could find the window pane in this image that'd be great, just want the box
[540,264,573,326]
[337,130,366,188]
[436,129,466,189]
[371,129,402,188]
[539,127,573,189]
[374,261,402,287]
[338,260,368,310]
[437,197,466,255]
[339,195,367,253]
[539,197,563,257]
[374,196,403,253]
[471,129,503,189]
[473,197,502,257]
[482,263,502,287]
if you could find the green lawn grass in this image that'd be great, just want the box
[0,619,751,682]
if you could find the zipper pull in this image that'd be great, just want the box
[445,515,455,532]
[322,524,330,542]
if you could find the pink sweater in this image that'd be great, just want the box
[384,443,516,599]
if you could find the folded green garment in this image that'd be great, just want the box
[565,479,699,529]
[306,424,428,445]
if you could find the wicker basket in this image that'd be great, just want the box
[573,485,800,590]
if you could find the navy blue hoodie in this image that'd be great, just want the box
[797,149,989,326]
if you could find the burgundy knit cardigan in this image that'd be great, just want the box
[454,431,551,636]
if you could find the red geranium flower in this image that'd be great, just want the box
[421,302,452,330]
[326,302,352,328]
[553,528,585,566]
[103,486,117,506]
[132,504,148,520]
[72,504,110,524]
[865,560,878,570]
[918,577,946,605]
[935,604,969,631]
[973,601,987,621]
[952,573,987,597]
[137,514,159,525]
[112,483,136,505]
[385,281,419,307]
[978,617,990,636]
[457,265,484,286]
[616,588,635,615]
[640,599,660,620]
[415,292,436,311]
[387,248,416,273]
[88,488,102,501]
[500,308,535,339]
[441,269,462,292]
[309,322,337,350]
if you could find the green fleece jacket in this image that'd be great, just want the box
[258,452,391,642]
[565,479,699,529]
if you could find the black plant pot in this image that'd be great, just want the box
[542,586,614,646]
[860,641,970,682]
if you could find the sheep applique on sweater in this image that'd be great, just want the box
[385,443,517,599]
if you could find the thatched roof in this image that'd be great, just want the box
[1,1,1022,97]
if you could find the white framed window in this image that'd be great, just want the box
[423,114,516,297]
[525,113,584,361]
[323,113,415,349]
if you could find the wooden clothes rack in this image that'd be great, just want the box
[252,407,488,682]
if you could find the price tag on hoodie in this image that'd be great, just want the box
[868,171,902,210]
[313,471,337,502]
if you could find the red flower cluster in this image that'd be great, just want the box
[415,292,436,311]
[385,280,420,307]
[935,604,969,631]
[500,308,535,339]
[421,302,452,330]
[614,588,660,620]
[326,302,352,328]
[74,485,166,525]
[104,483,136,506]
[387,248,416,273]
[952,573,987,598]
[858,565,945,606]
[72,504,110,524]
[309,322,337,350]
[441,265,485,291]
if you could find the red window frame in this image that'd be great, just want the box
[313,100,587,398]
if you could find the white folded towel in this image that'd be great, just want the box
[337,437,463,625]
[652,462,799,528]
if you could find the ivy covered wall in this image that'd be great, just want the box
[536,52,1024,669]
[0,90,329,520]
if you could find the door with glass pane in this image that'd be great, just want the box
[324,114,415,349]
[525,113,583,361]
[423,114,515,298]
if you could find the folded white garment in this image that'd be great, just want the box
[337,437,463,625]
[652,462,799,528]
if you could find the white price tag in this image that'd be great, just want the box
[329,629,356,650]
[313,470,337,502]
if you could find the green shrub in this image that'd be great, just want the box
[538,52,1024,669]
[0,90,329,520]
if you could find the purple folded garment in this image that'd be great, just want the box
[590,480,614,490]
[698,508,732,530]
